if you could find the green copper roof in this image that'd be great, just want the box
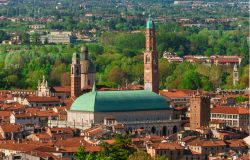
[71,90,170,112]
[146,15,154,29]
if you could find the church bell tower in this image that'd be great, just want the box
[233,64,239,86]
[71,52,81,97]
[144,16,159,93]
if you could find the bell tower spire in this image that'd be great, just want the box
[144,15,159,94]
[71,52,81,97]
[233,64,239,86]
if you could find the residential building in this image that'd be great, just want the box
[147,142,184,160]
[210,106,249,129]
[29,24,45,30]
[210,55,241,66]
[40,31,75,44]
[0,124,23,140]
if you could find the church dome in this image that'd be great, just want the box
[71,89,170,112]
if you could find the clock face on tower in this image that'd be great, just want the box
[145,83,152,91]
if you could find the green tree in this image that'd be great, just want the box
[107,67,125,86]
[20,32,30,44]
[0,30,9,42]
[180,70,201,89]
[235,96,248,103]
[30,33,41,44]
[75,146,87,160]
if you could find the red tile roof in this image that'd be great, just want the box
[151,142,184,150]
[35,133,51,139]
[0,142,39,152]
[14,113,33,118]
[36,110,58,117]
[0,111,12,117]
[0,123,22,132]
[51,86,70,93]
[225,139,248,148]
[187,138,226,147]
[211,106,249,115]
[27,96,60,102]
[160,90,190,99]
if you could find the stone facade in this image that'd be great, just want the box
[36,75,51,97]
[67,110,181,136]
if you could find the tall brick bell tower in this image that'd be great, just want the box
[71,52,81,98]
[144,16,159,94]
[190,92,211,130]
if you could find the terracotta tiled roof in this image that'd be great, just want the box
[160,90,190,99]
[0,111,12,117]
[211,106,249,115]
[35,133,51,139]
[51,86,70,93]
[151,142,184,150]
[0,142,39,152]
[0,123,22,132]
[83,125,104,136]
[187,138,226,147]
[113,124,124,129]
[54,137,87,148]
[26,108,40,114]
[0,96,11,102]
[179,136,197,143]
[0,103,25,111]
[27,96,60,102]
[14,113,33,118]
[225,139,248,148]
[36,110,58,117]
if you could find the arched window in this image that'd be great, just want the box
[146,55,150,64]
[173,126,178,134]
[162,126,167,136]
[151,126,156,134]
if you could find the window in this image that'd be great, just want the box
[233,121,238,126]
[146,56,150,64]
[233,115,238,119]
